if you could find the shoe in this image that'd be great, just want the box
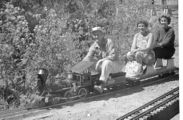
[154,65,163,69]
[154,66,163,70]
[94,85,103,93]
[154,59,163,69]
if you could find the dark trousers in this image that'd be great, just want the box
[153,46,175,59]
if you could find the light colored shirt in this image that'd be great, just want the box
[132,32,153,50]
[83,38,119,61]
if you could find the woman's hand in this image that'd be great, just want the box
[158,42,163,47]
[138,49,147,52]
[155,42,163,48]
[131,49,139,53]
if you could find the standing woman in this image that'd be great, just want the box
[152,15,175,61]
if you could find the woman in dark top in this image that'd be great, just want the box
[152,15,175,59]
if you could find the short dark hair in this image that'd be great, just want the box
[137,20,149,28]
[158,15,171,25]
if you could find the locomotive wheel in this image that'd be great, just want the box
[64,91,73,100]
[77,88,88,98]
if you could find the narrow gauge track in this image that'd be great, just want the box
[117,87,179,120]
[0,72,179,120]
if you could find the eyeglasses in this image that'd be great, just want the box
[161,20,167,22]
[137,24,146,28]
[92,33,99,37]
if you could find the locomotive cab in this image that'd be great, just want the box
[62,69,96,99]
[67,70,91,84]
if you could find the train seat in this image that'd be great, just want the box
[154,58,174,69]
[109,72,126,78]
[166,58,174,68]
[102,72,126,85]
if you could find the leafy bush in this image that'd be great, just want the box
[0,2,33,91]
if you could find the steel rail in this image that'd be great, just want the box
[117,87,179,120]
[133,93,178,120]
[116,87,178,120]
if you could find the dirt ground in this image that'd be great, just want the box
[25,47,179,120]
[26,80,179,120]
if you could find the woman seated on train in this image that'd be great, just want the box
[125,20,155,77]
[152,15,175,68]
[82,26,123,93]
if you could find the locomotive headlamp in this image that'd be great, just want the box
[38,69,44,75]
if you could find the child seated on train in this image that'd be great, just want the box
[125,20,155,78]
[82,26,124,93]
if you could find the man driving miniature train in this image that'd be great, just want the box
[82,26,123,93]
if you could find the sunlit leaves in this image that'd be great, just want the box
[0,3,33,98]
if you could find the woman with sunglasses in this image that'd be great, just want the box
[82,27,123,93]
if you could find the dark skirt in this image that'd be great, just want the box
[153,46,175,59]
